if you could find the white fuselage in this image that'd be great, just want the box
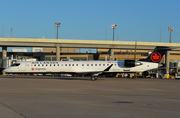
[3,60,158,74]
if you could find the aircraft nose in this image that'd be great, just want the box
[3,68,9,72]
[3,69,7,72]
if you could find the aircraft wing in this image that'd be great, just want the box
[75,71,103,74]
[75,64,113,75]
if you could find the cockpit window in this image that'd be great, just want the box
[11,63,20,67]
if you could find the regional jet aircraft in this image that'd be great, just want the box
[3,46,171,80]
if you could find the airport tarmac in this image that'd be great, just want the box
[0,75,180,118]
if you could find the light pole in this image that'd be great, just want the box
[11,28,13,38]
[168,27,174,43]
[111,24,117,41]
[55,23,61,39]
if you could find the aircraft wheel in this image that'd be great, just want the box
[91,76,97,81]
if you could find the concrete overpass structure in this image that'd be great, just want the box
[1,38,180,49]
[1,37,180,75]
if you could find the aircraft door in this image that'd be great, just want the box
[21,62,26,71]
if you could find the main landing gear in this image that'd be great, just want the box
[91,75,97,81]
[91,72,102,81]
[11,74,15,79]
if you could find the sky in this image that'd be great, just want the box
[0,0,180,52]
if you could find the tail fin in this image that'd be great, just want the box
[139,46,171,63]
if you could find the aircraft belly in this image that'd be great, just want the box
[110,63,158,73]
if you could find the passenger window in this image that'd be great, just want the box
[72,64,74,66]
[107,64,109,66]
[38,64,40,66]
[54,64,55,66]
[99,64,101,66]
[65,64,67,66]
[58,64,59,66]
[103,64,105,66]
[34,64,36,66]
[50,64,51,66]
[46,64,48,66]
[69,64,71,66]
[95,64,97,66]
[61,64,63,66]
[42,64,44,66]
[76,64,78,66]
[91,64,93,66]
[82,64,84,66]
[87,64,89,66]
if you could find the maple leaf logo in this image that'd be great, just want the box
[31,68,34,70]
[150,52,161,62]
[153,54,159,60]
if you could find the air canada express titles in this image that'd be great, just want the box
[32,62,59,64]
[35,68,46,70]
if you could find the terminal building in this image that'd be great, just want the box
[1,47,180,65]
[1,38,180,78]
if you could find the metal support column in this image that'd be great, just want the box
[2,46,7,68]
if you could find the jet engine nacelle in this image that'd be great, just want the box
[124,60,142,67]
